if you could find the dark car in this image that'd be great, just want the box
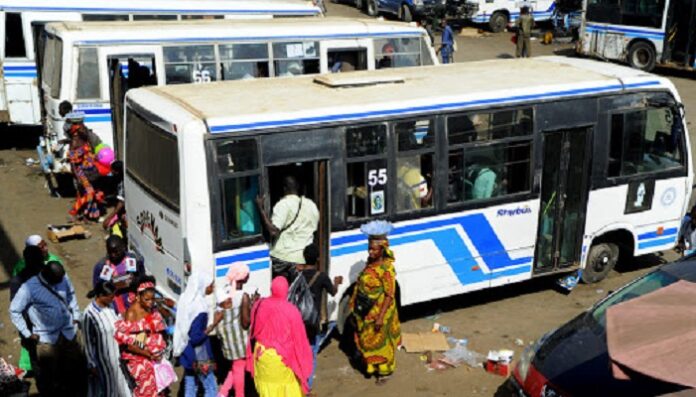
[510,258,696,397]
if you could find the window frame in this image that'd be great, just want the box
[218,42,271,81]
[162,44,219,85]
[74,46,102,101]
[207,136,266,251]
[392,117,437,216]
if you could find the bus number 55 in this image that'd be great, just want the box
[368,168,387,187]
[193,70,212,84]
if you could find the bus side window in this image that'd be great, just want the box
[132,14,178,21]
[447,108,533,203]
[420,37,434,66]
[608,107,684,177]
[395,119,435,213]
[272,41,320,77]
[5,12,27,58]
[374,38,421,69]
[76,47,101,100]
[82,14,129,22]
[163,45,217,84]
[345,124,388,220]
[219,43,270,81]
[216,139,262,241]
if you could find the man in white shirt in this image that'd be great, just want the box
[256,176,320,280]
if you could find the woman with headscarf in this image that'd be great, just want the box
[68,124,104,222]
[350,220,401,385]
[83,281,130,397]
[114,276,167,397]
[173,272,217,397]
[215,263,252,397]
[246,277,313,397]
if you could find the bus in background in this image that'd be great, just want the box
[0,0,321,126]
[578,0,696,71]
[38,18,436,190]
[122,58,691,327]
[461,0,557,32]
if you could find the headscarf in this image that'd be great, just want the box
[370,235,395,260]
[25,235,42,247]
[173,271,214,357]
[225,263,250,298]
[246,277,313,394]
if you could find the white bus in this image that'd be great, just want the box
[123,57,691,325]
[578,0,696,71]
[39,18,436,180]
[463,0,558,32]
[0,0,321,126]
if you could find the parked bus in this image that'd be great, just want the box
[0,0,321,126]
[122,57,692,326]
[38,18,436,185]
[462,0,557,32]
[578,0,696,71]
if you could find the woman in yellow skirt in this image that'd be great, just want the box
[350,220,401,385]
[246,277,313,396]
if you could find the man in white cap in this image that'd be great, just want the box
[12,235,62,277]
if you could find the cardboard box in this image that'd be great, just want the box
[485,360,510,377]
[47,224,91,243]
[400,332,450,353]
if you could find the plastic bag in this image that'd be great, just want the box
[441,344,485,368]
[287,274,319,329]
[154,358,177,393]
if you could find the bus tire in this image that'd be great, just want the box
[400,4,413,22]
[582,243,619,284]
[489,11,508,33]
[627,41,656,72]
[367,0,378,16]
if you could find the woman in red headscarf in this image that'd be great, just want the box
[246,277,313,397]
[68,124,103,221]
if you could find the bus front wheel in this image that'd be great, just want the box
[582,243,619,284]
[489,12,508,33]
[627,42,656,72]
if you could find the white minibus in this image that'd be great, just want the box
[122,57,692,329]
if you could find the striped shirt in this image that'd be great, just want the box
[82,302,130,397]
[10,274,81,344]
[216,290,248,361]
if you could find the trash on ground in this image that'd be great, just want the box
[0,357,28,395]
[25,158,38,167]
[485,349,514,377]
[47,224,91,243]
[432,322,451,334]
[596,289,604,294]
[440,344,485,368]
[424,310,442,321]
[447,336,468,346]
[514,338,524,346]
[401,332,450,353]
[557,270,582,292]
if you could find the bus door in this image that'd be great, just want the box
[663,0,696,66]
[104,47,163,159]
[321,39,371,73]
[534,128,592,273]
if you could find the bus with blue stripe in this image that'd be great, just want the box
[461,0,557,32]
[578,0,696,72]
[38,18,435,185]
[122,57,691,325]
[0,0,321,126]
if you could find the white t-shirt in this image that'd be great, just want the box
[270,194,319,263]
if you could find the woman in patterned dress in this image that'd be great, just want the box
[114,277,167,397]
[350,221,401,385]
[68,125,103,221]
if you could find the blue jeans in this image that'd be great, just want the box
[184,371,217,397]
[441,45,453,64]
[308,334,320,389]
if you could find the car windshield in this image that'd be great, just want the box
[591,270,679,327]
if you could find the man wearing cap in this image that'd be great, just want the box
[12,234,62,277]
[515,5,535,57]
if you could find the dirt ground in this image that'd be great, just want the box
[1,3,695,396]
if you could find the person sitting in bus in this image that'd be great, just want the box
[466,163,498,200]
[397,157,432,211]
[255,176,319,281]
[377,43,395,69]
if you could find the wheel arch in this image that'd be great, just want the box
[586,226,636,266]
[625,38,657,62]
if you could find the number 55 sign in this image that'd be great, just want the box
[368,160,387,215]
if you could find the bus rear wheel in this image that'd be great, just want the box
[582,243,619,284]
[627,41,656,72]
[489,12,508,33]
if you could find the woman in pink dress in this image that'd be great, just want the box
[114,277,167,397]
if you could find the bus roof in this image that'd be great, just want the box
[0,0,320,16]
[45,17,423,45]
[128,56,671,135]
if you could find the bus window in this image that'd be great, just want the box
[42,35,63,98]
[82,14,129,22]
[272,41,320,76]
[447,108,533,203]
[395,119,434,213]
[215,139,261,241]
[181,15,224,20]
[125,111,179,209]
[133,14,178,21]
[608,107,684,177]
[163,45,217,84]
[420,37,434,66]
[620,0,664,28]
[374,38,421,69]
[5,12,27,58]
[219,43,270,80]
[345,124,388,220]
[76,47,101,99]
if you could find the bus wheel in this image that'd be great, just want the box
[582,243,619,284]
[627,42,656,72]
[367,0,378,16]
[400,4,413,22]
[489,12,508,33]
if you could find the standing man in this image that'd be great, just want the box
[515,6,535,58]
[92,235,145,315]
[10,261,87,396]
[438,18,455,64]
[255,175,320,280]
[12,234,62,277]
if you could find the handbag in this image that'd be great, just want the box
[154,358,177,392]
[353,290,375,318]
